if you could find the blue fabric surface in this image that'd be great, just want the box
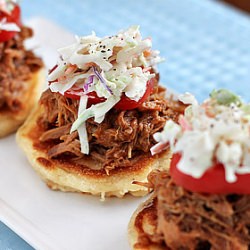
[21,0,250,102]
[1,0,250,249]
[0,222,33,250]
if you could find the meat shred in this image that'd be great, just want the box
[143,171,250,250]
[37,81,184,171]
[0,26,43,112]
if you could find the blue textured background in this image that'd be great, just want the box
[0,222,33,250]
[21,0,250,102]
[1,0,250,249]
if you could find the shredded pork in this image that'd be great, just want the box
[140,171,250,250]
[0,26,43,112]
[37,80,184,171]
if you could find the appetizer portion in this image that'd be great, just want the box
[17,26,184,198]
[129,90,250,249]
[0,0,44,137]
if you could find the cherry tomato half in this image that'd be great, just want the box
[114,77,155,110]
[0,4,21,43]
[64,90,106,107]
[64,91,82,100]
[63,77,156,110]
[170,153,250,194]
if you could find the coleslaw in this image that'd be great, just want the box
[48,26,162,154]
[151,89,250,183]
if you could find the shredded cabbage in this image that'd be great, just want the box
[77,96,89,154]
[71,95,120,132]
[0,18,20,32]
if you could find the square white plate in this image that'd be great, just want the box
[0,18,146,250]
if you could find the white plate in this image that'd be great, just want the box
[0,18,146,250]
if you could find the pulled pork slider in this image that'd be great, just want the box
[129,90,250,249]
[0,0,44,137]
[17,26,184,198]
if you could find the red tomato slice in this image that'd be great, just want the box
[170,153,250,194]
[114,77,155,110]
[87,91,106,105]
[64,91,82,100]
[63,77,156,110]
[64,90,106,107]
[0,4,21,42]
[48,64,58,75]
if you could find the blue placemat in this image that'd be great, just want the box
[1,0,250,249]
[0,223,33,250]
[21,0,250,102]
